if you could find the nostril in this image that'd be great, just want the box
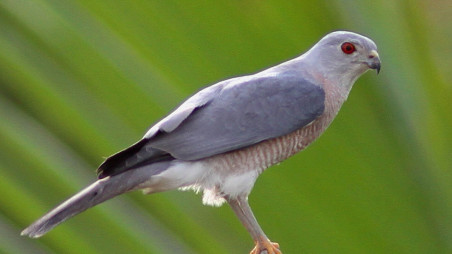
[368,55,375,59]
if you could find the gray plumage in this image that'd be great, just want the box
[98,73,324,178]
[22,31,380,253]
[21,161,170,238]
[146,75,324,160]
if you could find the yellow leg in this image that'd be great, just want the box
[250,238,281,254]
[227,196,282,254]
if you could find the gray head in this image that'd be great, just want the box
[304,31,381,85]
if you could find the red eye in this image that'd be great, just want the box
[341,42,356,54]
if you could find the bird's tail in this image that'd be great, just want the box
[21,162,169,238]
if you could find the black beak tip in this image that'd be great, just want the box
[372,62,381,74]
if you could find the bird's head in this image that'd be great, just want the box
[304,31,381,87]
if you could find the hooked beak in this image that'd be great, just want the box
[366,50,381,74]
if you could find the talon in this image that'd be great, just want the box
[250,240,281,254]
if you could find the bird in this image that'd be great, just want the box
[21,31,380,254]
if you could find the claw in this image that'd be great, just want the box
[250,240,281,254]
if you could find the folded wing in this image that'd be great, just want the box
[98,72,325,178]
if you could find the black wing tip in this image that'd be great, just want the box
[96,139,150,178]
[96,138,175,179]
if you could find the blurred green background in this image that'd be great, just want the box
[1,0,451,253]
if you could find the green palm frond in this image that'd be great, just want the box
[1,1,451,253]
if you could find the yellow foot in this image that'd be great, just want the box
[250,241,281,254]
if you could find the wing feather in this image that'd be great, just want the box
[149,74,325,160]
[98,72,325,177]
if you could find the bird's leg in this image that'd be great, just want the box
[227,196,281,254]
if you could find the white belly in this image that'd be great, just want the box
[137,159,258,206]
